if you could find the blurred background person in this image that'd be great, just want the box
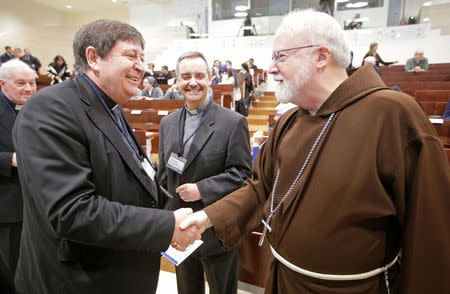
[345,13,363,30]
[47,55,71,85]
[19,49,41,74]
[164,83,185,100]
[236,62,253,116]
[0,46,15,64]
[141,76,164,98]
[404,50,428,72]
[362,42,398,68]
[220,69,235,85]
[156,65,171,84]
[12,48,22,59]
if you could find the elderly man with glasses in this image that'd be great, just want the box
[180,9,450,294]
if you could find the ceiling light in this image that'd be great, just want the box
[234,12,248,17]
[112,0,117,2]
[66,5,72,8]
[423,17,430,21]
[235,5,249,11]
[423,2,431,6]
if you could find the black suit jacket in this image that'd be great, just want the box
[19,55,41,72]
[13,76,174,294]
[0,53,14,64]
[157,101,252,256]
[0,96,22,223]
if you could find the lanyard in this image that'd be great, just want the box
[1,92,17,117]
[178,99,213,156]
[80,74,142,159]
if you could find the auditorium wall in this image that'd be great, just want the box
[0,0,128,71]
[0,0,449,76]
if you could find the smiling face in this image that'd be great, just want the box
[92,39,145,104]
[177,57,209,109]
[0,67,37,105]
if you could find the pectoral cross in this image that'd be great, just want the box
[258,214,273,246]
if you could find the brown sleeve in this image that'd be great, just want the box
[204,109,298,250]
[399,134,450,294]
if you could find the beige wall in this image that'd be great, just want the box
[420,3,450,35]
[0,1,128,72]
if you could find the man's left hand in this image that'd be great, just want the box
[176,183,201,202]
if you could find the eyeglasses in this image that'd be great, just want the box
[179,72,207,81]
[272,45,320,64]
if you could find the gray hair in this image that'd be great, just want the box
[145,76,159,87]
[0,59,35,81]
[175,51,210,77]
[277,9,351,67]
[73,19,145,73]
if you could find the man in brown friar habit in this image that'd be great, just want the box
[179,9,450,294]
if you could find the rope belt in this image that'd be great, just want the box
[270,245,398,281]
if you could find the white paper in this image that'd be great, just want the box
[158,110,169,116]
[161,240,203,266]
[429,118,443,124]
[131,109,142,115]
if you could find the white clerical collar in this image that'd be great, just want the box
[185,97,210,116]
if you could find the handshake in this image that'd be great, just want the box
[170,208,212,251]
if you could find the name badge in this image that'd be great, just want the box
[141,158,156,181]
[167,152,187,174]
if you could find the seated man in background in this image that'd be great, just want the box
[404,50,428,72]
[141,76,164,99]
[156,65,171,84]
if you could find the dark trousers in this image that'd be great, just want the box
[0,222,22,275]
[175,245,239,294]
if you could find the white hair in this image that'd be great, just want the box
[364,56,376,65]
[0,59,35,81]
[277,9,351,67]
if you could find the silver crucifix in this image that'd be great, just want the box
[258,215,273,246]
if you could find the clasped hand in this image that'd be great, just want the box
[171,208,213,251]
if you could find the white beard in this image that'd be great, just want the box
[274,59,313,104]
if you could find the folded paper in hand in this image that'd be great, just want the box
[161,240,203,266]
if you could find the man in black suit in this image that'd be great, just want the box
[0,59,37,276]
[156,51,252,294]
[19,49,41,73]
[0,46,15,64]
[12,19,199,294]
[156,65,171,84]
